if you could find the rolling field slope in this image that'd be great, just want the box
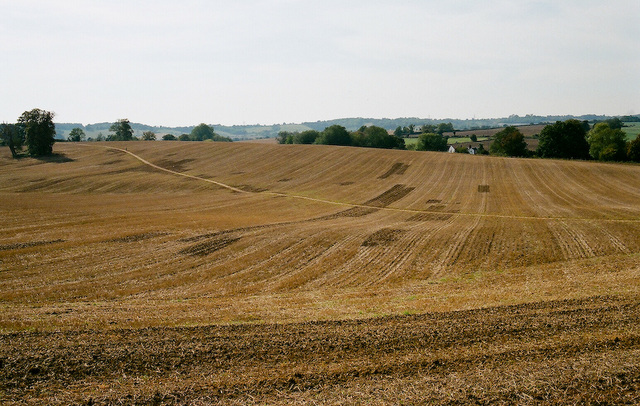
[1,142,640,404]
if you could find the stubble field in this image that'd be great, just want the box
[1,142,639,404]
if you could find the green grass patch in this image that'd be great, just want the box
[622,122,640,141]
[404,136,489,146]
[447,137,489,145]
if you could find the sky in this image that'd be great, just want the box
[1,0,638,126]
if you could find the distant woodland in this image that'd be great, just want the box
[54,114,640,141]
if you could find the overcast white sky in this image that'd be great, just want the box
[1,0,638,126]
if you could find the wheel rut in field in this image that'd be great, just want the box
[0,239,66,251]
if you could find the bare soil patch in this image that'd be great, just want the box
[378,162,409,179]
[364,184,415,207]
[361,228,405,246]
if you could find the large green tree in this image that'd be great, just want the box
[142,131,156,141]
[490,126,527,157]
[587,122,627,161]
[627,134,640,162]
[436,122,454,134]
[190,123,215,141]
[416,132,448,152]
[107,119,134,141]
[536,120,590,160]
[276,131,292,144]
[18,108,56,156]
[0,123,24,158]
[601,117,623,130]
[315,125,351,146]
[293,130,320,144]
[352,126,405,149]
[67,127,86,142]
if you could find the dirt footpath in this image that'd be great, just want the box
[2,295,640,405]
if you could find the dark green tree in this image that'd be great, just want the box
[67,127,86,142]
[107,119,134,141]
[627,134,640,162]
[162,134,177,141]
[178,134,191,141]
[351,125,404,149]
[416,132,448,152]
[0,123,24,158]
[142,131,156,141]
[18,109,56,156]
[536,120,590,160]
[602,117,623,130]
[587,123,627,161]
[190,123,215,141]
[276,131,293,144]
[436,122,454,134]
[293,130,320,144]
[470,134,478,142]
[490,126,527,157]
[315,125,352,146]
[421,124,436,134]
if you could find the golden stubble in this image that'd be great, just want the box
[0,142,639,331]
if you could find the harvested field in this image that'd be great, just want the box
[1,141,640,404]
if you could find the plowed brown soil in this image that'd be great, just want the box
[2,295,639,405]
[1,142,640,404]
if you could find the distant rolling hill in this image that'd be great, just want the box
[53,113,634,140]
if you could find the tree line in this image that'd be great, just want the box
[404,118,639,162]
[1,110,234,159]
[277,125,405,150]
[68,120,232,143]
[277,119,640,163]
[488,119,640,162]
[3,109,639,164]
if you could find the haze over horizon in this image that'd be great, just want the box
[2,1,638,127]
